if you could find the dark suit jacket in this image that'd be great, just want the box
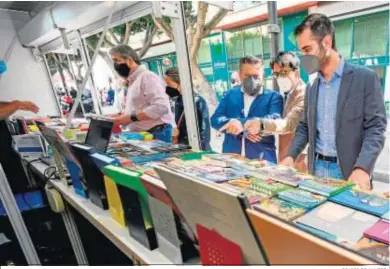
[288,62,387,178]
[211,86,283,159]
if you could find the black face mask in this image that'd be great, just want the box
[114,63,130,78]
[166,86,180,98]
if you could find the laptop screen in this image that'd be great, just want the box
[85,118,113,152]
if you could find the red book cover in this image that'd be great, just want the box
[364,220,390,245]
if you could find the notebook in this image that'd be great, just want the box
[364,220,389,245]
[330,189,390,217]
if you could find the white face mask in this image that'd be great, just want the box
[277,76,294,94]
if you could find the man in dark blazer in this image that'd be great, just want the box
[281,14,387,190]
[211,56,283,162]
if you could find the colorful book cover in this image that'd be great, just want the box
[364,220,390,245]
[198,169,245,183]
[330,189,390,217]
[229,159,270,171]
[255,197,306,221]
[256,166,313,187]
[382,211,390,221]
[353,237,389,265]
[192,164,227,174]
[299,178,354,197]
[278,189,326,209]
[296,202,380,245]
[244,190,270,205]
[248,176,291,196]
[227,178,253,189]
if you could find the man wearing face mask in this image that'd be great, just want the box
[245,52,307,171]
[211,56,283,161]
[280,14,387,190]
[108,45,174,143]
[0,60,39,120]
[164,67,211,150]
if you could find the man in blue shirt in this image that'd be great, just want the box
[281,14,387,190]
[211,56,283,162]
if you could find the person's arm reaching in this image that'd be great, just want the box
[244,92,284,142]
[246,92,304,135]
[0,100,39,120]
[210,92,245,136]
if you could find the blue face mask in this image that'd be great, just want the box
[0,60,7,75]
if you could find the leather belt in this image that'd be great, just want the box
[315,153,338,163]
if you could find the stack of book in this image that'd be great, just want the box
[298,178,354,197]
[248,176,291,196]
[254,197,306,221]
[278,189,326,210]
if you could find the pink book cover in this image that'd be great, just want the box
[364,220,389,245]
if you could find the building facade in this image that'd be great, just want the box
[141,1,389,111]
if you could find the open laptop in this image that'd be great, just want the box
[84,117,114,152]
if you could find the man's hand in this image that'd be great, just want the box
[279,156,295,167]
[247,134,262,143]
[244,119,261,135]
[13,101,39,114]
[219,119,243,136]
[348,168,371,190]
[172,128,180,144]
[111,114,131,125]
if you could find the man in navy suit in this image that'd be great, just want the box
[211,56,283,162]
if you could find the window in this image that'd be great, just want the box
[243,27,262,57]
[197,39,212,64]
[226,31,244,72]
[44,50,95,117]
[353,11,389,58]
[334,19,353,59]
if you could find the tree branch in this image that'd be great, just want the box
[122,21,134,44]
[152,16,174,41]
[190,1,208,60]
[139,25,158,58]
[203,8,229,38]
[106,29,120,45]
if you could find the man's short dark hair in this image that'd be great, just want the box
[165,67,180,85]
[239,55,263,71]
[270,51,300,70]
[294,13,336,49]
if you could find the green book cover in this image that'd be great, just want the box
[103,165,152,228]
[178,150,215,161]
[247,176,291,196]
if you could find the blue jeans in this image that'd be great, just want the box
[149,124,173,143]
[313,159,344,179]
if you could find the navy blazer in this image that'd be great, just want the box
[211,86,283,159]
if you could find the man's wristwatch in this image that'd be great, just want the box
[130,113,139,122]
[260,121,264,133]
